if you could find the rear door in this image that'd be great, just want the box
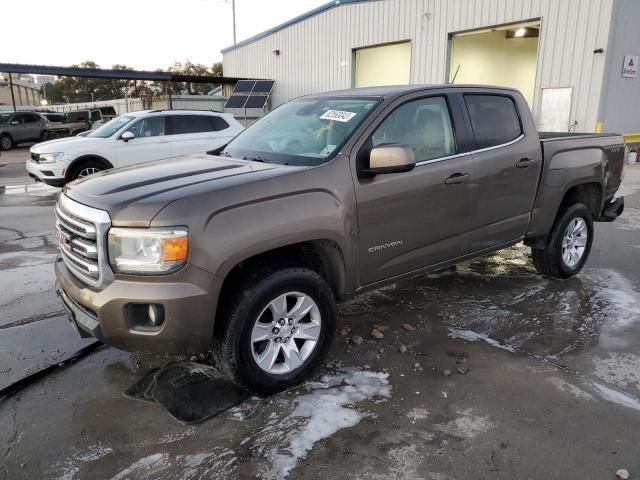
[463,93,541,251]
[23,113,45,141]
[114,115,171,167]
[168,114,232,156]
[352,92,475,285]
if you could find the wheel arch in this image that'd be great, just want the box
[66,155,114,180]
[217,239,347,308]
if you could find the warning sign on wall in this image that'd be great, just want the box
[622,55,638,78]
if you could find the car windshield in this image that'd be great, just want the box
[221,97,380,166]
[0,113,11,125]
[88,116,135,138]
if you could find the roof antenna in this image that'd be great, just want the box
[450,64,460,84]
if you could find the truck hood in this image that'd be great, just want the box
[32,136,105,152]
[63,153,301,226]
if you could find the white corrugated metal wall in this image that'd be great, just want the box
[223,0,615,132]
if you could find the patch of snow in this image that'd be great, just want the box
[55,444,113,480]
[111,453,169,480]
[593,353,640,389]
[254,368,391,479]
[448,328,517,352]
[436,408,495,439]
[590,381,640,413]
[407,407,430,424]
[546,377,594,401]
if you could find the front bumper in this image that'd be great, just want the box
[25,159,66,186]
[54,256,223,353]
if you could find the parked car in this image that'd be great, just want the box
[46,109,102,138]
[40,112,66,125]
[98,106,117,122]
[53,85,625,394]
[0,111,48,150]
[27,110,243,185]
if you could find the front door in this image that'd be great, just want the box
[353,95,474,285]
[462,94,542,251]
[114,115,171,167]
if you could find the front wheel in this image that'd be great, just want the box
[70,160,105,181]
[0,134,12,151]
[532,203,594,279]
[213,267,336,395]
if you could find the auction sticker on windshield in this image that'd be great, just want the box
[320,110,357,122]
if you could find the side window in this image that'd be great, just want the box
[27,113,42,123]
[169,115,213,135]
[90,110,101,122]
[371,96,456,162]
[12,114,26,124]
[126,116,165,138]
[464,95,522,149]
[211,116,229,131]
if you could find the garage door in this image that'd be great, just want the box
[355,41,411,88]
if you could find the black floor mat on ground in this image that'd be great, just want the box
[123,362,249,424]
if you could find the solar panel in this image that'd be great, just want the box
[233,80,256,93]
[244,95,268,109]
[252,80,275,93]
[225,95,249,108]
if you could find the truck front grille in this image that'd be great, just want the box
[55,194,112,288]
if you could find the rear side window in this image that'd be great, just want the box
[170,115,218,135]
[23,113,41,123]
[211,116,229,131]
[90,110,101,122]
[464,95,522,149]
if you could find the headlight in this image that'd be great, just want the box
[108,227,189,274]
[38,152,64,164]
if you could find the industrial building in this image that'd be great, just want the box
[222,0,640,139]
[0,75,42,108]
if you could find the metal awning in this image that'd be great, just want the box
[0,62,250,84]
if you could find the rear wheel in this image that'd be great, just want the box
[0,134,12,151]
[532,203,594,279]
[70,160,105,181]
[213,267,336,395]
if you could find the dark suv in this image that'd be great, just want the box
[0,111,47,150]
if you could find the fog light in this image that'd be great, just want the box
[148,304,164,326]
[126,303,165,330]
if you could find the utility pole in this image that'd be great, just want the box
[8,72,16,112]
[232,0,236,44]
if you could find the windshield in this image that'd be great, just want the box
[222,97,380,166]
[88,116,135,138]
[0,113,11,125]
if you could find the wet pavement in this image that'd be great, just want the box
[1,158,639,479]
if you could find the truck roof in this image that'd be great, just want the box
[304,84,521,99]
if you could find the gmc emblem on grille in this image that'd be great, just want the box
[55,224,73,253]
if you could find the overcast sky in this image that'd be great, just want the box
[4,0,328,70]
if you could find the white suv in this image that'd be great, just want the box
[26,110,244,186]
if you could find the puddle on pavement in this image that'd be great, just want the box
[343,244,640,360]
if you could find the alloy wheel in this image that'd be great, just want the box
[250,291,322,374]
[562,217,588,267]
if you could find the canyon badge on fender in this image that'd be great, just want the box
[368,240,404,253]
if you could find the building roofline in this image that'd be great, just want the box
[221,0,372,54]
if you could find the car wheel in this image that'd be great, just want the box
[213,267,336,395]
[71,160,105,181]
[532,203,594,279]
[0,134,12,151]
[40,130,50,141]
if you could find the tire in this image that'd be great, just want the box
[531,203,594,279]
[70,160,105,181]
[40,130,50,142]
[213,267,337,395]
[0,134,12,151]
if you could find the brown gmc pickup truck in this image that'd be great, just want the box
[53,85,625,394]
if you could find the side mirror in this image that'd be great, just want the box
[10,120,19,126]
[361,144,416,176]
[121,131,135,142]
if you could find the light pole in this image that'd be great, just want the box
[231,0,236,44]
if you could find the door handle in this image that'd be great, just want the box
[516,158,536,168]
[444,173,470,185]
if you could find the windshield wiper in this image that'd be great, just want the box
[243,156,268,163]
